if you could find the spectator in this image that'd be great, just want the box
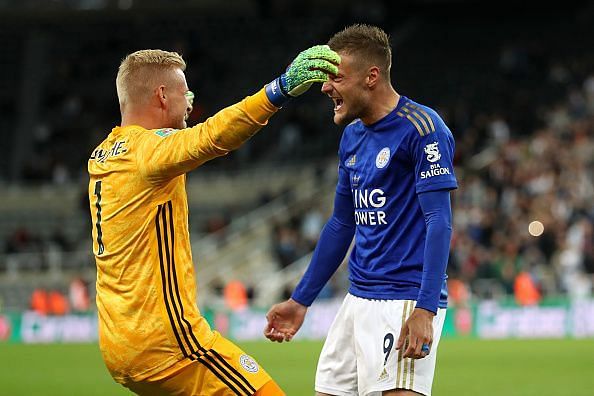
[223,280,248,312]
[69,277,90,312]
[514,270,541,306]
[48,290,69,316]
[30,288,49,315]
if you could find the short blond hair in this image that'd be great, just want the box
[116,49,186,108]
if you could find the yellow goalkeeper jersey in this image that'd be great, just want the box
[88,89,277,382]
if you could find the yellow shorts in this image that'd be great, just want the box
[122,332,273,396]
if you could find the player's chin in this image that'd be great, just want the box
[333,112,354,126]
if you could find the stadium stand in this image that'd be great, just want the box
[0,1,592,311]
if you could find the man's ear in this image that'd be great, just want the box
[156,85,167,108]
[366,66,380,88]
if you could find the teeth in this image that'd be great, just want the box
[334,98,343,111]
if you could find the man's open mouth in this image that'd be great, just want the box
[333,97,343,111]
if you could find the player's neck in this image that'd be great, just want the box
[121,109,161,129]
[361,86,400,126]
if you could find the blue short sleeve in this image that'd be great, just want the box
[408,112,458,193]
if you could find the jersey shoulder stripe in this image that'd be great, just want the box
[397,108,427,136]
[405,102,436,133]
[397,102,436,136]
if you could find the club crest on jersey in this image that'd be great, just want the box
[154,128,177,138]
[239,354,259,373]
[424,142,441,163]
[345,154,357,167]
[376,147,390,169]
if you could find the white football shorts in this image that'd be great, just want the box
[315,293,446,396]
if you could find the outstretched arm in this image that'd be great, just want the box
[265,187,355,342]
[291,190,355,306]
[138,46,340,183]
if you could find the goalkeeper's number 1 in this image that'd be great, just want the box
[93,180,105,255]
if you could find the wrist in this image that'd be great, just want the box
[414,306,437,317]
[265,76,289,107]
[289,297,307,306]
[289,294,311,308]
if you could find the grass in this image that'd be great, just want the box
[432,338,594,396]
[1,339,593,395]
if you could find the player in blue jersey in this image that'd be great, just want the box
[264,24,457,396]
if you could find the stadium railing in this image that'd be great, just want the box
[195,161,338,308]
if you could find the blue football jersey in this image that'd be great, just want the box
[337,96,457,308]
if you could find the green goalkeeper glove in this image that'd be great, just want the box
[265,45,340,107]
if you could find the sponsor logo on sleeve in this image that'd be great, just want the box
[424,142,441,162]
[421,142,451,179]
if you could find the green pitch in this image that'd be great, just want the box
[0,339,593,395]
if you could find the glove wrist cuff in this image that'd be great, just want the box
[265,76,290,107]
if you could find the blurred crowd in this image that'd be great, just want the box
[449,81,594,304]
[0,4,593,310]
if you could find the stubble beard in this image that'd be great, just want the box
[335,99,365,126]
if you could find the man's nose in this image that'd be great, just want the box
[321,81,332,94]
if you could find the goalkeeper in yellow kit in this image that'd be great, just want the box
[88,46,340,395]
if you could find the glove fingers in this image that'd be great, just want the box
[286,70,329,96]
[287,69,330,88]
[287,81,314,97]
[300,45,341,65]
[305,59,339,76]
[281,45,341,98]
[303,69,332,83]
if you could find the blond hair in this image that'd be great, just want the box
[116,49,186,109]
